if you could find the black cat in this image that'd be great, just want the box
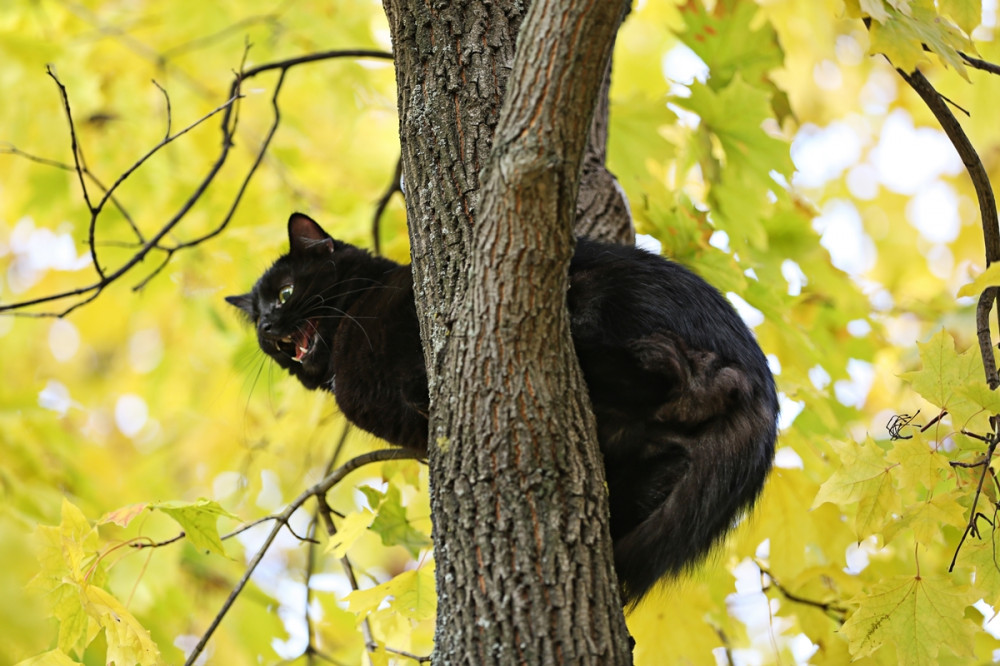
[227,212,778,606]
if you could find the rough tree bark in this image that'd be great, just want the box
[382,0,634,663]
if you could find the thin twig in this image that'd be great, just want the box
[152,79,172,142]
[0,143,143,241]
[367,643,432,663]
[304,423,354,666]
[46,65,102,279]
[920,409,947,433]
[757,562,847,623]
[132,514,282,551]
[962,52,1000,76]
[372,156,403,256]
[950,422,1000,572]
[160,13,281,61]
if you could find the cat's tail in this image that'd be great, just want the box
[614,410,776,608]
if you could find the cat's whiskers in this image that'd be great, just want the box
[306,304,374,351]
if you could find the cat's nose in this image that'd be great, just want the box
[258,320,277,339]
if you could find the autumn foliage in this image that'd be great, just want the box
[2,0,1000,664]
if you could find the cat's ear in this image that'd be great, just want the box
[225,293,255,319]
[288,212,336,257]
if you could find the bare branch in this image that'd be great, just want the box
[372,156,403,256]
[240,49,392,79]
[1,48,393,317]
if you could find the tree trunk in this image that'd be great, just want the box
[382,0,633,663]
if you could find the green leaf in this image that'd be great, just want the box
[59,498,99,579]
[842,575,976,664]
[152,498,239,556]
[907,493,966,546]
[368,486,432,558]
[957,381,1000,414]
[28,500,102,656]
[346,569,416,616]
[674,75,792,250]
[55,590,90,657]
[677,77,794,181]
[358,485,386,511]
[676,0,784,90]
[958,527,1000,607]
[859,0,890,22]
[869,1,972,79]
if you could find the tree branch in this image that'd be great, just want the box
[896,66,1000,387]
[0,48,393,317]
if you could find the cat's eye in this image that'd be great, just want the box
[278,284,294,304]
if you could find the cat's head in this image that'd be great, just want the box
[226,213,345,391]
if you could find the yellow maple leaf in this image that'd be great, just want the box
[842,575,976,664]
[326,508,375,559]
[81,585,161,666]
[813,438,900,539]
[900,330,989,431]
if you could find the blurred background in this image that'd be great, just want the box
[2,0,999,663]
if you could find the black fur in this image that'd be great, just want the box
[228,212,778,606]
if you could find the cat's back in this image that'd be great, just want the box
[568,239,767,376]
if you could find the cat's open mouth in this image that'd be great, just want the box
[279,319,319,363]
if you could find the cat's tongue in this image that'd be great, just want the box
[293,321,317,362]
